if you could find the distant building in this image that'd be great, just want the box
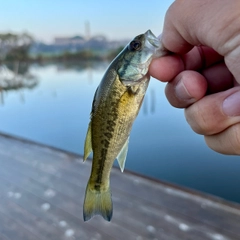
[30,34,130,57]
[54,36,85,46]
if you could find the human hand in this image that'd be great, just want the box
[149,0,240,155]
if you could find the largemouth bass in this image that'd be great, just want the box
[83,30,167,221]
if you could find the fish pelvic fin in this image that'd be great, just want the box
[83,123,92,161]
[117,137,129,172]
[83,182,113,222]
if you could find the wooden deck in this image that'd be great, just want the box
[0,133,239,240]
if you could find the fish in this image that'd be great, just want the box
[83,30,168,221]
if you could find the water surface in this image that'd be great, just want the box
[0,62,239,203]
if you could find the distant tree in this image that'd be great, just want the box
[0,32,34,61]
[56,49,103,61]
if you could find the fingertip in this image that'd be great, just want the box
[149,55,184,82]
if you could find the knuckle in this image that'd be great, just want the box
[229,124,240,155]
[185,102,217,135]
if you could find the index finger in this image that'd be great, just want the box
[149,46,223,82]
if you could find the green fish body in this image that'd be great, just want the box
[83,30,168,221]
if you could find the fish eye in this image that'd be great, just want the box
[129,40,142,51]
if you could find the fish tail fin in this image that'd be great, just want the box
[83,182,113,221]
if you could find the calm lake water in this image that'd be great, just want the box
[1,62,240,203]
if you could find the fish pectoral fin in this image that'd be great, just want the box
[83,123,92,161]
[117,137,129,172]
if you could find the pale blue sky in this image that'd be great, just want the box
[0,0,174,43]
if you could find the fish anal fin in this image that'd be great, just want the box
[117,137,129,172]
[83,183,113,221]
[83,123,92,161]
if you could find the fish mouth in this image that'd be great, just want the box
[145,30,168,58]
[145,30,161,48]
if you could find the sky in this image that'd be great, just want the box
[0,0,174,43]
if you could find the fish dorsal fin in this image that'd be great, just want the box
[83,123,92,162]
[117,137,129,172]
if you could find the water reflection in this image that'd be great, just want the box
[150,89,156,114]
[0,60,109,104]
[51,60,109,85]
[142,88,157,115]
[0,62,38,90]
[54,60,109,73]
[0,62,38,104]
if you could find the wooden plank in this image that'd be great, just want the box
[0,158,239,240]
[110,171,240,236]
[0,164,82,214]
[0,156,156,239]
[0,135,88,181]
[0,171,140,240]
[0,233,11,240]
[0,134,81,169]
[112,191,240,240]
[0,210,41,240]
[0,133,240,239]
[0,162,220,240]
[0,197,64,240]
[0,155,83,200]
[0,178,111,240]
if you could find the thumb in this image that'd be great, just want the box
[185,87,240,154]
[205,124,240,155]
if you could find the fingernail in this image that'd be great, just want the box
[175,81,193,100]
[223,91,240,116]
